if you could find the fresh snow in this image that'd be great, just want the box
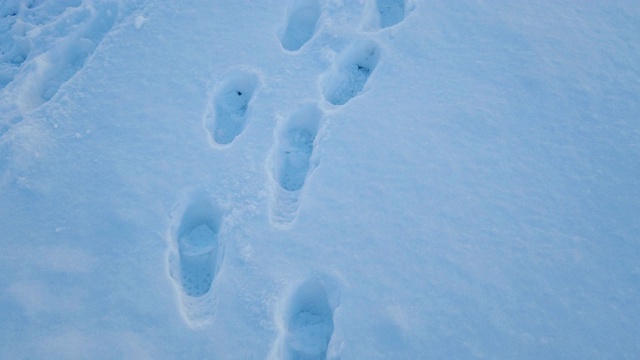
[1,0,639,359]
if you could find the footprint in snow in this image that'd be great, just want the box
[168,194,224,326]
[322,40,380,106]
[376,0,406,28]
[204,70,258,146]
[277,277,337,360]
[268,103,323,228]
[278,0,321,52]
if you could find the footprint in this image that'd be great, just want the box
[204,70,258,146]
[279,278,336,360]
[322,40,380,106]
[176,197,223,297]
[376,0,405,28]
[268,103,322,227]
[273,104,322,191]
[168,194,224,326]
[278,0,320,52]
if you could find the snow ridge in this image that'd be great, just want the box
[0,0,82,90]
[0,0,136,144]
[1,1,120,113]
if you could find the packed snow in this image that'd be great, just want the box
[1,0,639,359]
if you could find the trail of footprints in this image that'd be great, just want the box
[168,0,408,356]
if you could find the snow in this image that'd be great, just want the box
[1,0,639,359]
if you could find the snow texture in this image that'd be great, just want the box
[1,0,640,359]
[7,1,117,112]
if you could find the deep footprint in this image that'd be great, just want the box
[273,104,322,192]
[322,40,380,106]
[268,104,322,227]
[376,0,405,28]
[205,71,258,145]
[278,0,320,51]
[176,198,223,297]
[282,279,335,360]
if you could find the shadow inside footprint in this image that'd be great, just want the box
[279,0,320,51]
[176,198,223,297]
[206,71,258,145]
[273,104,322,192]
[282,279,335,360]
[377,0,405,28]
[268,104,323,228]
[322,40,380,106]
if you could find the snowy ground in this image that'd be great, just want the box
[1,0,639,359]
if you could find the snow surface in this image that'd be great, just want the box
[1,0,639,359]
